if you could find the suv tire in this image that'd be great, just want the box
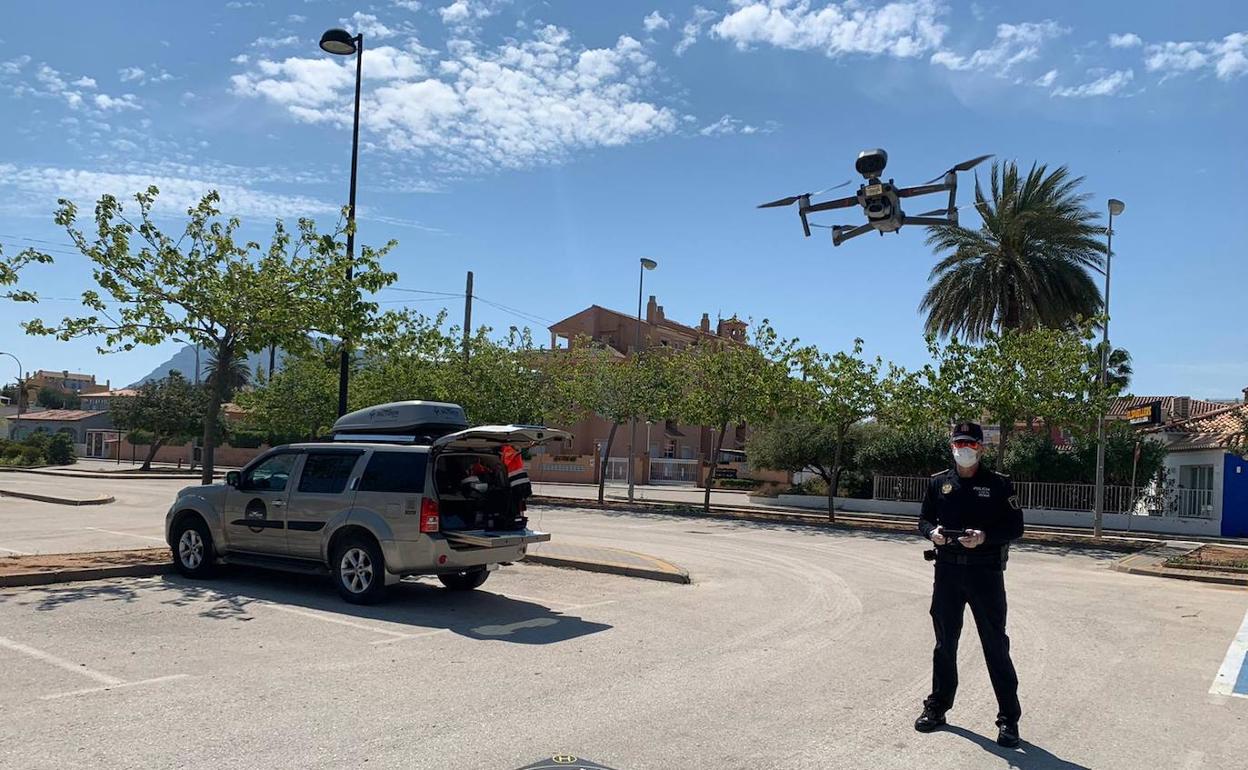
[172,516,215,578]
[332,536,387,604]
[438,568,490,591]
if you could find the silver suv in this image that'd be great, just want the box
[164,401,567,603]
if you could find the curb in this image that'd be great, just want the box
[0,489,115,506]
[521,553,691,584]
[1111,547,1248,587]
[0,467,216,481]
[0,562,172,588]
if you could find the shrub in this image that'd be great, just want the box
[856,425,950,477]
[46,433,75,465]
[19,446,43,465]
[228,431,265,449]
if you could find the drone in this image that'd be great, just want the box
[758,148,992,246]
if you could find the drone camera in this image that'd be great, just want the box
[855,148,888,178]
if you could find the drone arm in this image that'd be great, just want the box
[831,222,873,247]
[902,216,957,227]
[802,194,859,214]
[897,182,951,198]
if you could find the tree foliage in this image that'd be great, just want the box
[22,187,397,483]
[1,243,53,302]
[922,160,1106,340]
[110,371,207,470]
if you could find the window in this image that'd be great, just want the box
[243,453,297,492]
[664,440,676,458]
[359,451,429,494]
[680,445,694,460]
[1179,464,1214,490]
[297,452,360,495]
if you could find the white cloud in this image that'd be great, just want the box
[93,93,141,111]
[392,1,423,9]
[931,20,1066,72]
[1052,68,1133,98]
[1033,68,1057,87]
[1108,32,1142,49]
[699,114,770,136]
[118,66,146,82]
[225,1,260,8]
[287,14,307,23]
[234,25,677,173]
[253,35,302,49]
[0,163,340,220]
[676,6,718,56]
[1145,33,1248,81]
[72,76,97,89]
[343,12,396,39]
[438,0,509,29]
[1,55,31,75]
[711,0,947,58]
[644,11,671,33]
[232,54,250,65]
[117,65,173,85]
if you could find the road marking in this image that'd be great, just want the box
[41,674,191,701]
[84,527,165,543]
[261,603,408,638]
[0,545,32,555]
[0,635,123,686]
[1210,606,1248,698]
[370,629,451,646]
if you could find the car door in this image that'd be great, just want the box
[223,450,300,555]
[283,449,365,560]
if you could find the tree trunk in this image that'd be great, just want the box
[141,439,165,471]
[703,420,729,513]
[200,342,232,485]
[828,434,844,522]
[597,421,620,504]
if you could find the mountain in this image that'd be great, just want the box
[128,345,290,388]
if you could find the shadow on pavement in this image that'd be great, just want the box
[944,725,1091,769]
[3,568,612,646]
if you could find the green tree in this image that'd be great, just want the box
[790,338,883,519]
[674,320,798,513]
[110,371,206,470]
[236,349,339,442]
[22,187,396,484]
[921,161,1106,340]
[855,424,951,477]
[1,243,52,302]
[36,386,66,410]
[747,418,844,505]
[205,351,252,402]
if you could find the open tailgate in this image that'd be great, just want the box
[442,529,552,548]
[431,424,571,452]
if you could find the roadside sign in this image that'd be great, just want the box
[1127,401,1162,426]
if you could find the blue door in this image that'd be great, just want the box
[1222,454,1248,537]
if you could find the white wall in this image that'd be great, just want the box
[761,495,1223,537]
[1162,448,1225,521]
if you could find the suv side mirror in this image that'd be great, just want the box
[225,471,241,488]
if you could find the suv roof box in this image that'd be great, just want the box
[331,401,469,444]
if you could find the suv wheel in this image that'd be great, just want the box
[438,568,490,591]
[332,537,387,604]
[172,516,215,578]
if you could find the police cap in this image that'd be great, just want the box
[951,422,984,443]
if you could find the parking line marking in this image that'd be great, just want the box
[0,635,123,687]
[84,527,166,543]
[261,603,408,638]
[370,629,452,646]
[1210,606,1248,698]
[41,674,191,701]
[0,545,32,555]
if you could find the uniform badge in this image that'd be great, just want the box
[1008,495,1021,510]
[941,482,953,494]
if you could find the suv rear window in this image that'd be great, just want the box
[359,451,429,494]
[297,452,361,495]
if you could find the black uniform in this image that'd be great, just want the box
[918,465,1025,727]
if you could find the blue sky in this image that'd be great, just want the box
[1,1,1245,397]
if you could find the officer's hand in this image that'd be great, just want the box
[930,526,948,546]
[959,529,986,549]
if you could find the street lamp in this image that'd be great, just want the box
[628,257,658,503]
[319,26,365,417]
[0,351,24,438]
[1093,198,1125,538]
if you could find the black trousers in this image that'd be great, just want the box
[924,562,1021,726]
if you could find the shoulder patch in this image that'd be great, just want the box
[930,470,947,477]
[992,471,1011,479]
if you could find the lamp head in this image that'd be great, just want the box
[320,28,358,55]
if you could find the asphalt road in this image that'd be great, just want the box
[1,503,1246,769]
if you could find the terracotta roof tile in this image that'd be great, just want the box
[11,409,107,421]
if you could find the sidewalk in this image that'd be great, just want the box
[1112,542,1248,587]
[523,542,691,584]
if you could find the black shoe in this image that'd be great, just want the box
[997,723,1021,748]
[914,706,947,733]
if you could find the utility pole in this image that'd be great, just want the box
[1093,198,1125,539]
[463,270,474,365]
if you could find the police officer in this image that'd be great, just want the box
[914,422,1025,748]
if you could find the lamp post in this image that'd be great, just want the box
[628,257,658,503]
[1093,197,1125,539]
[319,27,365,417]
[0,351,23,438]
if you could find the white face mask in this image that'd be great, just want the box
[953,447,979,468]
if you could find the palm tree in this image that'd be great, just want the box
[205,352,252,402]
[921,161,1107,340]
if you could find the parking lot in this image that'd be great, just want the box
[2,495,1247,769]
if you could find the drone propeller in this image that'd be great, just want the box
[757,180,852,209]
[915,207,950,217]
[921,154,993,185]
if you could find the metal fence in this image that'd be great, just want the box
[650,458,701,485]
[603,457,629,484]
[872,475,1216,520]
